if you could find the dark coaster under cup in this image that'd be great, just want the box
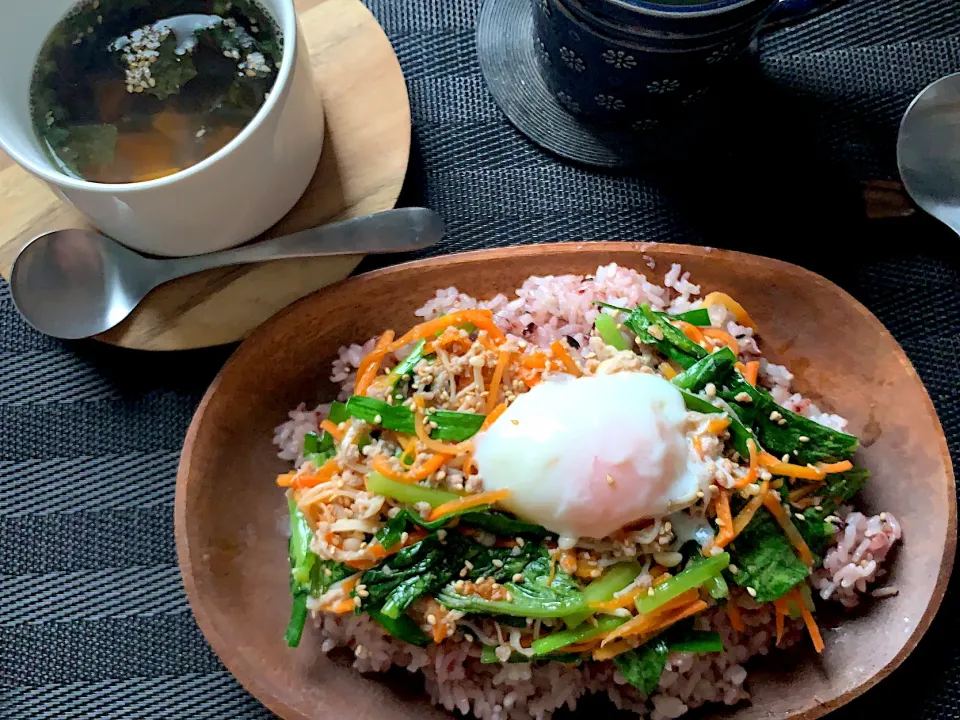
[476,0,645,168]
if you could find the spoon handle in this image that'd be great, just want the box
[158,208,444,281]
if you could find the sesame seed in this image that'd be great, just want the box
[492,559,504,568]
[373,414,382,424]
[516,537,526,547]
[426,614,437,624]
[464,560,474,571]
[355,644,364,654]
[705,383,717,398]
[648,325,665,340]
[814,505,823,511]
[696,490,705,498]
[648,587,655,596]
[781,454,790,463]
[437,529,447,540]
[728,564,739,574]
[769,411,782,421]
[324,567,332,576]
[798,436,810,443]
[511,419,519,426]
[746,586,757,598]
[465,633,474,642]
[606,474,615,486]
[880,512,887,521]
[400,532,409,543]
[734,391,753,403]
[794,513,805,521]
[777,418,787,426]
[353,596,362,606]
[512,573,524,582]
[459,569,468,577]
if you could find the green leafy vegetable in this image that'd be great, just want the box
[459,511,550,538]
[437,553,585,619]
[368,607,431,647]
[564,561,643,629]
[285,594,308,647]
[705,573,729,600]
[720,376,858,464]
[328,401,350,424]
[385,339,427,388]
[677,389,752,458]
[345,396,485,442]
[594,313,629,351]
[729,508,809,602]
[60,124,118,172]
[670,347,737,392]
[613,639,670,696]
[144,35,198,100]
[665,308,711,326]
[636,552,729,614]
[640,304,708,363]
[795,467,869,558]
[530,615,626,656]
[622,307,700,369]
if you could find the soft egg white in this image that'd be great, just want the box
[474,372,709,541]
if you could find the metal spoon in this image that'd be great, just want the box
[9,207,444,340]
[897,72,960,234]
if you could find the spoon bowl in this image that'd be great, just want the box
[8,208,445,340]
[897,72,960,233]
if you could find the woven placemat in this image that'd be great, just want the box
[2,0,960,717]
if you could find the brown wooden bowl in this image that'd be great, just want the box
[175,242,956,720]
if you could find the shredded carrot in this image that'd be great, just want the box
[413,397,473,455]
[354,330,396,396]
[276,471,296,487]
[433,623,447,644]
[761,461,826,481]
[733,439,760,488]
[787,484,819,504]
[706,416,731,434]
[730,480,770,537]
[589,585,645,612]
[592,639,638,661]
[292,458,341,489]
[692,435,704,458]
[658,362,678,380]
[386,309,506,354]
[818,460,853,474]
[762,493,815,566]
[520,352,548,369]
[702,327,740,355]
[487,350,513,412]
[372,453,449,483]
[743,360,760,387]
[319,419,344,442]
[702,292,758,331]
[773,596,789,646]
[558,550,578,575]
[713,488,735,547]
[319,576,361,612]
[481,402,508,430]
[793,587,824,653]
[546,555,558,587]
[550,340,582,377]
[563,638,603,653]
[603,599,709,646]
[675,320,706,346]
[427,489,510,522]
[726,601,745,632]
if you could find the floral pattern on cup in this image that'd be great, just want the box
[705,43,737,64]
[647,79,681,94]
[556,91,581,114]
[537,39,551,66]
[559,46,585,72]
[595,94,625,111]
[602,49,636,70]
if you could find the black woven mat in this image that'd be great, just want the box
[2,0,959,717]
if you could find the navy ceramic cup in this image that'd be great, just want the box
[533,0,780,128]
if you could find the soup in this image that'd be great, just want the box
[30,0,283,184]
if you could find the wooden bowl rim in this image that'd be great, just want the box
[175,241,957,720]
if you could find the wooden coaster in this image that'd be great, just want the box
[0,0,410,351]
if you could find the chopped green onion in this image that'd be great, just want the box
[530,615,626,656]
[564,561,643,629]
[594,313,629,351]
[284,592,308,647]
[385,339,427,388]
[327,401,350,424]
[366,472,459,507]
[706,573,729,600]
[640,304,708,362]
[636,552,729,615]
[671,347,737,393]
[368,607,431,647]
[346,396,485,442]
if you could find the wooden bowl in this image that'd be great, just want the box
[175,243,956,720]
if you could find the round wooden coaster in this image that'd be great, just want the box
[0,0,410,351]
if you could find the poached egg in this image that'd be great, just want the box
[474,372,709,541]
